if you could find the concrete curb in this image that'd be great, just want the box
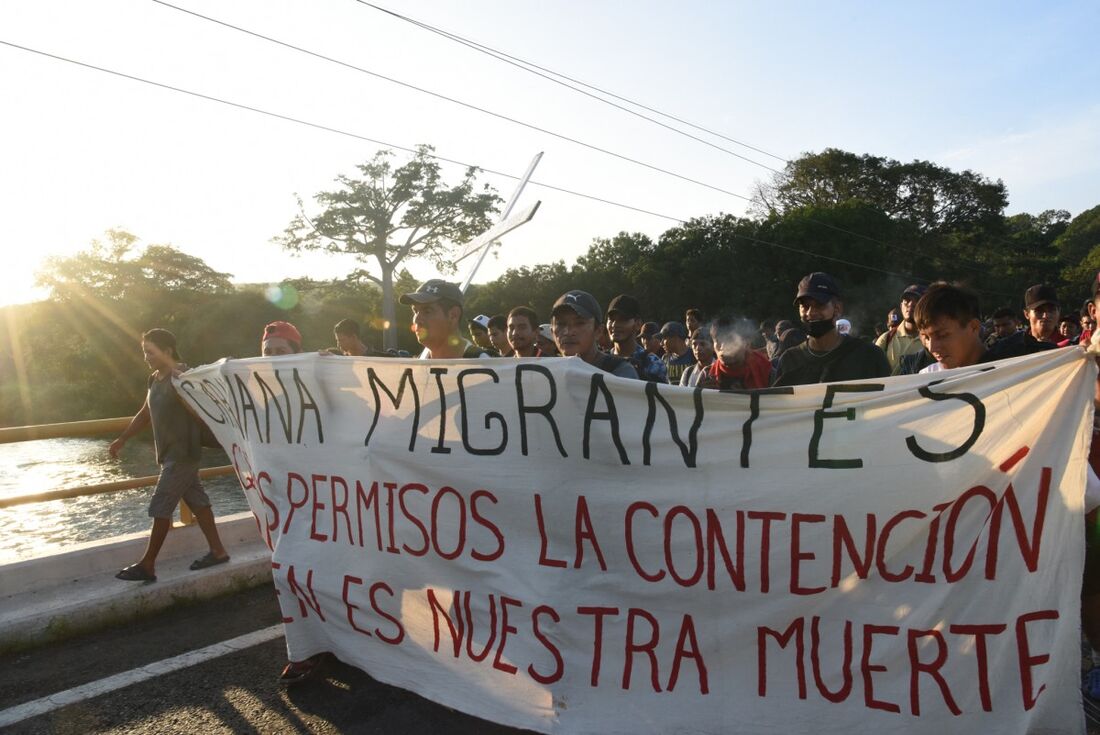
[0,513,273,653]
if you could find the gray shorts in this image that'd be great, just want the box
[148,461,212,519]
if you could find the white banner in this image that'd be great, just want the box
[177,348,1095,734]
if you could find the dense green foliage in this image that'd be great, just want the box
[2,148,1098,427]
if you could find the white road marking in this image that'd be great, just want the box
[0,624,284,728]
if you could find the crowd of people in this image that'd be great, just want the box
[106,267,1100,701]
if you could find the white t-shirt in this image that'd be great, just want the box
[919,361,946,374]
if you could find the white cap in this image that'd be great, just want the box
[836,318,852,335]
[469,314,491,330]
[538,323,553,340]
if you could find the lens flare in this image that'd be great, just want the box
[264,284,299,310]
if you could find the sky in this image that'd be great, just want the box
[0,0,1097,307]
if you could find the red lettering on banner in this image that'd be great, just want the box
[534,494,568,568]
[1016,609,1059,710]
[427,588,464,657]
[949,623,1006,711]
[907,628,961,716]
[942,486,997,583]
[758,618,806,698]
[529,605,564,684]
[748,511,786,593]
[493,596,523,675]
[282,472,309,534]
[861,624,900,713]
[383,482,399,553]
[623,608,662,692]
[460,591,497,662]
[398,483,430,556]
[330,474,351,544]
[667,614,709,694]
[914,501,951,583]
[470,489,505,562]
[706,509,746,591]
[369,581,404,644]
[578,606,619,687]
[574,496,607,571]
[876,510,925,583]
[354,480,382,551]
[431,486,467,560]
[810,616,853,703]
[665,506,703,587]
[987,469,1051,578]
[791,513,826,595]
[342,575,373,637]
[286,564,326,622]
[309,473,328,542]
[831,515,874,588]
[625,501,665,582]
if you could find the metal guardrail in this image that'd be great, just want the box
[0,417,234,520]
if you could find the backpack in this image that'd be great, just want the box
[593,351,635,377]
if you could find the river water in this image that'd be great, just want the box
[0,437,250,562]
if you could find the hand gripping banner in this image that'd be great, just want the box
[176,347,1095,734]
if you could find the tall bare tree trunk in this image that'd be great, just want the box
[380,265,397,350]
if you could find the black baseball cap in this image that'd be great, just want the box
[1024,284,1059,311]
[902,284,928,300]
[552,290,602,322]
[794,272,841,305]
[639,321,661,338]
[659,321,688,339]
[606,294,641,319]
[400,279,463,306]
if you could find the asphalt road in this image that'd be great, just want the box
[0,585,531,735]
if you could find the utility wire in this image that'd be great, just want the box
[353,0,790,164]
[0,38,1009,297]
[150,0,768,205]
[153,0,993,280]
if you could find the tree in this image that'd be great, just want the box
[276,145,502,349]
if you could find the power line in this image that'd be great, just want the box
[343,2,1003,281]
[0,38,1009,298]
[353,0,790,165]
[0,38,683,224]
[151,0,993,281]
[150,0,770,204]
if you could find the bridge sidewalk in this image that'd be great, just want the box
[0,512,271,653]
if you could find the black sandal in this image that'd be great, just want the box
[190,552,230,570]
[116,564,156,582]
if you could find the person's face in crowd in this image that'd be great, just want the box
[142,341,173,371]
[552,310,596,358]
[711,328,748,366]
[641,332,664,355]
[918,315,983,369]
[411,301,459,348]
[262,337,296,356]
[335,332,361,355]
[1081,315,1095,334]
[507,315,536,354]
[900,294,919,326]
[1060,320,1080,339]
[691,332,715,365]
[992,316,1017,339]
[606,314,638,345]
[1026,304,1059,341]
[488,325,510,354]
[661,333,687,356]
[797,297,840,327]
[596,325,612,351]
[469,326,493,350]
[536,333,559,356]
[685,313,699,334]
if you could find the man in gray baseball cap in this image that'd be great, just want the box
[400,279,491,359]
[551,290,638,378]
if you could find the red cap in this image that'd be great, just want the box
[261,321,301,350]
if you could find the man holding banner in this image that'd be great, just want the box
[401,279,494,359]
